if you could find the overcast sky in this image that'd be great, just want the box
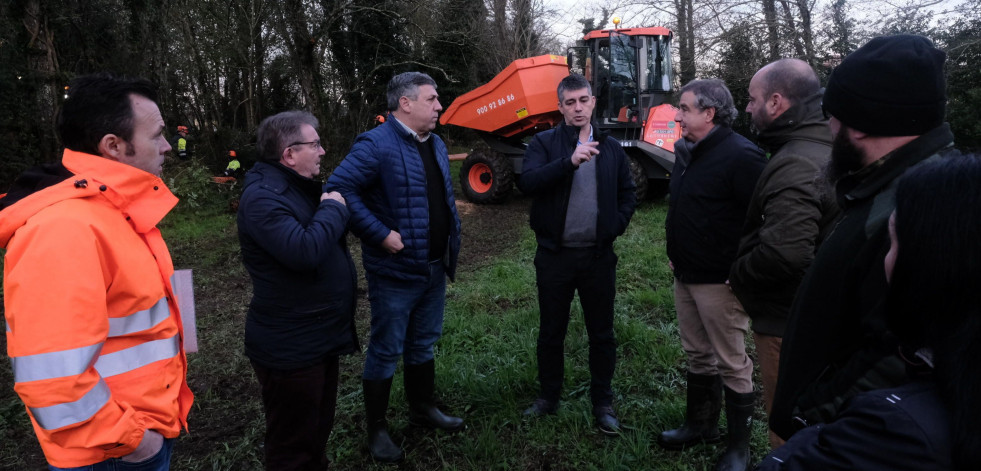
[545,0,971,45]
[546,0,670,45]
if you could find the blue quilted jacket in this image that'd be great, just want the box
[326,117,461,281]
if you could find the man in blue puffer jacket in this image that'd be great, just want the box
[326,71,463,463]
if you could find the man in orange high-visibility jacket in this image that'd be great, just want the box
[0,74,193,469]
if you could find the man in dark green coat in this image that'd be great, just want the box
[729,58,839,449]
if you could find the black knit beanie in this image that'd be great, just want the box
[823,34,946,136]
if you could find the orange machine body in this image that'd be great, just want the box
[440,55,569,137]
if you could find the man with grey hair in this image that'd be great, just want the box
[327,72,463,463]
[729,58,838,450]
[238,110,357,470]
[660,79,766,471]
[517,74,636,435]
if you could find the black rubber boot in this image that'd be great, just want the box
[714,386,755,471]
[658,372,723,450]
[363,378,404,463]
[404,360,464,432]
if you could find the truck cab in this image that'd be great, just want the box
[441,25,681,204]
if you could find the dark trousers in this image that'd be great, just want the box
[534,246,618,407]
[251,357,339,471]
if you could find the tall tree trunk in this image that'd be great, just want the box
[762,0,780,61]
[244,0,268,132]
[829,0,854,60]
[513,0,535,58]
[674,0,695,85]
[794,0,816,65]
[22,0,60,160]
[126,0,171,87]
[491,0,509,70]
[279,0,323,117]
[778,0,805,58]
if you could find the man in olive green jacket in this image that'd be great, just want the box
[729,59,839,449]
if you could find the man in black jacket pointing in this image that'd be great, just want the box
[517,73,636,436]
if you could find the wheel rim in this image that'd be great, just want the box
[468,163,493,193]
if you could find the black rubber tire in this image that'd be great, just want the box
[459,151,514,204]
[628,155,649,202]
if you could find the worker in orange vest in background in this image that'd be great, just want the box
[0,73,193,469]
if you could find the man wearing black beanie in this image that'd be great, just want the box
[770,34,960,441]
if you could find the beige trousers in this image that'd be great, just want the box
[673,281,753,393]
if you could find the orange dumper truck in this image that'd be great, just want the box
[441,25,682,204]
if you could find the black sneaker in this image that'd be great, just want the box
[523,398,558,417]
[593,405,621,436]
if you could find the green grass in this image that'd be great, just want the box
[0,188,771,470]
[316,199,768,470]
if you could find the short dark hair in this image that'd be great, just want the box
[57,73,159,155]
[386,72,437,111]
[761,59,821,105]
[557,74,592,102]
[256,111,320,163]
[679,79,737,127]
[887,153,981,470]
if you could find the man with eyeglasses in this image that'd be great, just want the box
[327,72,463,463]
[237,110,358,470]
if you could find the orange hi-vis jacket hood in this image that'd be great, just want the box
[0,150,193,467]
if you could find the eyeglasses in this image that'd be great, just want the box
[288,140,322,149]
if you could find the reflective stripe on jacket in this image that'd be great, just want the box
[0,149,193,467]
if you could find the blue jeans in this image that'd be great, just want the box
[363,261,446,380]
[49,437,174,471]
